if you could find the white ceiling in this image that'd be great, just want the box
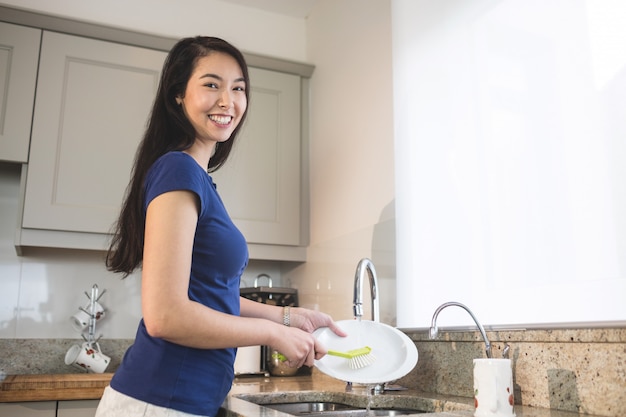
[218,0,317,18]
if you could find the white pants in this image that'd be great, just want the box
[95,386,205,417]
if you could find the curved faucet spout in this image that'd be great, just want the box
[353,258,380,322]
[429,301,492,358]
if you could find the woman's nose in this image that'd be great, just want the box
[218,91,233,109]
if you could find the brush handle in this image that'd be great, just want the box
[327,350,352,359]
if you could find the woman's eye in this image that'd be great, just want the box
[233,86,245,92]
[204,82,218,88]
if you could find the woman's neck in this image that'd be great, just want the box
[183,141,216,172]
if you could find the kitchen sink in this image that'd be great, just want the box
[231,392,445,417]
[261,401,425,416]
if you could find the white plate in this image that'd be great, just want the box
[313,320,418,384]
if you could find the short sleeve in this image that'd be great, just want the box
[144,152,209,214]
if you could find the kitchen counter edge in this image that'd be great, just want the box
[0,373,113,402]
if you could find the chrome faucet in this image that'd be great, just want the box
[349,258,383,394]
[429,301,492,358]
[353,258,380,322]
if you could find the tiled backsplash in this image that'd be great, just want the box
[397,327,626,417]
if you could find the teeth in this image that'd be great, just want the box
[209,115,232,125]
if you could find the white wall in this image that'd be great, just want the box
[393,0,626,328]
[284,0,396,324]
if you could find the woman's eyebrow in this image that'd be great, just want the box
[200,73,221,80]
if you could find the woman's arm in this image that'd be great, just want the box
[240,297,348,336]
[140,190,323,367]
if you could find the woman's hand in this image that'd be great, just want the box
[239,300,347,366]
[268,326,318,368]
[289,307,348,338]
[280,307,348,365]
[266,308,348,368]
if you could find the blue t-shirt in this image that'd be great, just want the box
[110,152,248,416]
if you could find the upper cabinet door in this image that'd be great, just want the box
[17,29,305,257]
[0,22,41,163]
[22,31,166,234]
[211,67,302,246]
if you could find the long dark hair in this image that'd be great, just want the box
[106,36,250,276]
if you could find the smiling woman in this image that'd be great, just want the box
[392,0,626,329]
[98,36,346,417]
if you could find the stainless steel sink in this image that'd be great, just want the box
[232,391,434,417]
[262,402,425,416]
[230,390,473,417]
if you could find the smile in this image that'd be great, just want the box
[209,115,233,125]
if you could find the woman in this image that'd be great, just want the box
[96,36,345,417]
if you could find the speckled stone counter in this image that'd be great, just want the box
[398,327,626,417]
[2,327,624,416]
[225,371,604,417]
[0,339,133,375]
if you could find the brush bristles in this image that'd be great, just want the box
[348,352,376,369]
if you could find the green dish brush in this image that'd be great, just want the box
[327,346,376,369]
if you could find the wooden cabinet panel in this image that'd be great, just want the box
[0,22,40,163]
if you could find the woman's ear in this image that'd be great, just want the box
[175,96,183,105]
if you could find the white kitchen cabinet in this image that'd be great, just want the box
[212,67,302,246]
[20,31,166,242]
[57,400,99,417]
[0,401,56,417]
[0,22,41,163]
[14,24,308,260]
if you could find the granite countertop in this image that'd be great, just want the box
[0,372,601,417]
[226,375,473,417]
[225,373,598,417]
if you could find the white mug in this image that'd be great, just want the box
[473,358,515,417]
[70,302,105,332]
[65,342,110,373]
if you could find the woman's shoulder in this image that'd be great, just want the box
[146,151,208,187]
[144,151,213,207]
[153,151,199,170]
[149,151,207,179]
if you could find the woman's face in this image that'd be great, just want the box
[177,52,247,146]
